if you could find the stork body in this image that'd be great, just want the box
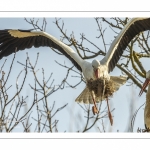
[145,85,150,129]
[139,70,150,130]
[0,18,150,104]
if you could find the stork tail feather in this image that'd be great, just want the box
[110,76,127,92]
[75,87,102,104]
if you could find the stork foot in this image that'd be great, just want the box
[92,105,99,115]
[108,110,113,126]
[106,97,113,126]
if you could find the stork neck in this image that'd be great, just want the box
[146,85,150,102]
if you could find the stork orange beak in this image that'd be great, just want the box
[139,78,150,96]
[95,69,99,79]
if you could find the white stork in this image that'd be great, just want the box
[0,18,150,115]
[139,70,150,131]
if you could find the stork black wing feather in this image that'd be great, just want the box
[0,38,30,57]
[108,18,150,72]
[0,30,82,72]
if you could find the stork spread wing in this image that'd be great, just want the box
[100,18,150,73]
[0,29,82,72]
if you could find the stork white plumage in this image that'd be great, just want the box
[139,70,150,131]
[0,18,150,111]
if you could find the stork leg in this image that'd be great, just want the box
[91,91,99,115]
[106,97,113,126]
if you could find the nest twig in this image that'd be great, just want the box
[87,78,116,99]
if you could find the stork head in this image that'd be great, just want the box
[139,70,150,96]
[92,59,100,79]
